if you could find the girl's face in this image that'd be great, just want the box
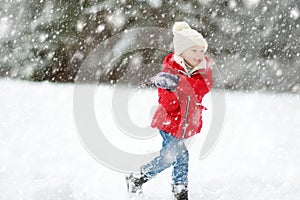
[180,45,205,67]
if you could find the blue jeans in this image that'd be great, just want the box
[142,130,189,185]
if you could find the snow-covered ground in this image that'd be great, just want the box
[0,78,300,200]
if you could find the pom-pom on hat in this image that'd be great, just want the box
[172,21,208,55]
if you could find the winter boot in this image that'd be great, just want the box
[125,172,150,195]
[172,184,188,200]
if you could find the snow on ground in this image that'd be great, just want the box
[0,78,300,200]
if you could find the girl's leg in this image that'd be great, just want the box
[126,130,187,195]
[141,130,183,179]
[171,143,189,199]
[171,146,189,185]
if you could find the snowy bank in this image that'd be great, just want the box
[0,79,299,200]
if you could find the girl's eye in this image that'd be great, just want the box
[192,50,197,52]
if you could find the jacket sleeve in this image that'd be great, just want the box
[157,87,180,112]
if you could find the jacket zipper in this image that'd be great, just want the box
[182,96,191,139]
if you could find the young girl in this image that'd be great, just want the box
[126,21,213,200]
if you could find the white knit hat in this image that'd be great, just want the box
[172,21,208,55]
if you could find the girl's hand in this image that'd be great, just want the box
[205,56,213,70]
[153,72,180,91]
[197,56,212,75]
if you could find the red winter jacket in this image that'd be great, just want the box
[151,53,213,139]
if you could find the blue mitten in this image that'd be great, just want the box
[154,72,180,91]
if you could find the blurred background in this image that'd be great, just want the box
[0,0,299,93]
[1,1,300,199]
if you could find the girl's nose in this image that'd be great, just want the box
[196,53,202,58]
